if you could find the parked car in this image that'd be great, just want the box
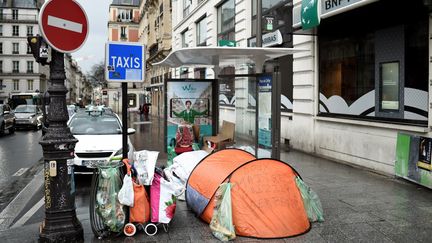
[0,104,16,135]
[67,108,136,174]
[14,105,43,130]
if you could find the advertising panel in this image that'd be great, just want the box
[165,79,216,162]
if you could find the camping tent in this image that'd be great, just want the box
[186,148,311,238]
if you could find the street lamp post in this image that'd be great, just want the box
[39,49,84,242]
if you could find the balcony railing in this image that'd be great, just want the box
[0,14,38,22]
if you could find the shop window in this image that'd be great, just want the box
[318,0,428,125]
[128,93,137,108]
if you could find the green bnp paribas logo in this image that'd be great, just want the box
[182,84,196,93]
[301,0,320,30]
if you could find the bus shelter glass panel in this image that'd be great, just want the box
[257,74,272,158]
[234,77,257,154]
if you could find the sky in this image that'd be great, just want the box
[71,0,112,74]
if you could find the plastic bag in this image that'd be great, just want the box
[295,176,324,222]
[150,172,182,224]
[118,174,134,207]
[210,183,236,241]
[96,167,126,232]
[129,181,150,223]
[134,150,159,185]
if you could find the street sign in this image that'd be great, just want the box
[105,42,145,82]
[39,0,89,53]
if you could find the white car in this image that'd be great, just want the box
[67,108,135,174]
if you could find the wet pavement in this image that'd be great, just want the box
[1,114,432,242]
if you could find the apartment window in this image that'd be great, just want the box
[27,44,31,54]
[0,25,2,36]
[196,17,207,46]
[13,80,19,91]
[0,43,2,54]
[27,61,33,73]
[12,9,18,20]
[120,26,127,39]
[13,43,19,54]
[217,0,235,42]
[0,80,3,90]
[0,9,3,20]
[27,80,33,91]
[12,25,19,36]
[13,61,19,73]
[183,0,191,18]
[181,29,188,48]
[159,3,164,21]
[27,26,33,36]
[0,61,2,73]
[118,9,133,22]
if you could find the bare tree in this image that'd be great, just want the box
[87,61,106,88]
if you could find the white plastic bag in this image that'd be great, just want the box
[118,174,134,207]
[134,150,159,185]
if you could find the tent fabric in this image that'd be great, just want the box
[186,149,255,216]
[186,149,311,238]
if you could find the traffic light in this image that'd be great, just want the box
[27,36,49,65]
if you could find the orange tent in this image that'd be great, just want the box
[186,149,311,238]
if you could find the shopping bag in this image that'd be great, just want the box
[295,176,324,222]
[118,174,134,207]
[150,172,182,224]
[210,183,236,241]
[134,150,159,185]
[96,167,126,232]
[129,182,150,224]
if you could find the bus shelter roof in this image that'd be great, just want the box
[153,47,308,73]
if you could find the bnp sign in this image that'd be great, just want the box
[105,42,145,82]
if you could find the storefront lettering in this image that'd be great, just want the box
[322,0,363,15]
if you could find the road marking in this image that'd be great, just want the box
[11,197,44,228]
[47,15,83,33]
[0,169,43,231]
[12,168,28,177]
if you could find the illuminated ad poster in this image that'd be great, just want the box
[165,79,216,160]
[395,133,432,189]
[418,136,432,171]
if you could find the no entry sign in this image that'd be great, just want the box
[39,0,89,53]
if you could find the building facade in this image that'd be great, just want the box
[289,0,431,174]
[0,0,46,104]
[107,0,145,114]
[138,0,172,117]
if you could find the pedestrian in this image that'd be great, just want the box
[143,104,149,121]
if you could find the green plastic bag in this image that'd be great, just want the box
[96,167,126,232]
[295,176,324,222]
[210,183,236,241]
[167,146,177,167]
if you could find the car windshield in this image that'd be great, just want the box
[15,105,36,113]
[69,115,122,135]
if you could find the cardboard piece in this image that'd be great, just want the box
[203,120,235,151]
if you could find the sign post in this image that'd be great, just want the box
[37,0,88,242]
[106,42,145,159]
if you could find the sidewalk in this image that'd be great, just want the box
[1,115,432,242]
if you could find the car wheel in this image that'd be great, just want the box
[0,123,4,136]
[9,124,15,134]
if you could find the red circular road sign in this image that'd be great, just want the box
[39,0,89,53]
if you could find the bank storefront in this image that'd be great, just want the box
[291,0,431,174]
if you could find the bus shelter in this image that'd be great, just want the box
[155,47,305,159]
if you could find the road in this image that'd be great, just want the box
[0,114,167,231]
[0,130,43,185]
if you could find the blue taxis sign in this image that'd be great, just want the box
[105,42,145,82]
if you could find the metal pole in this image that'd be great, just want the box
[122,83,128,159]
[256,0,262,47]
[39,49,83,242]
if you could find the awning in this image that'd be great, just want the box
[153,47,308,73]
